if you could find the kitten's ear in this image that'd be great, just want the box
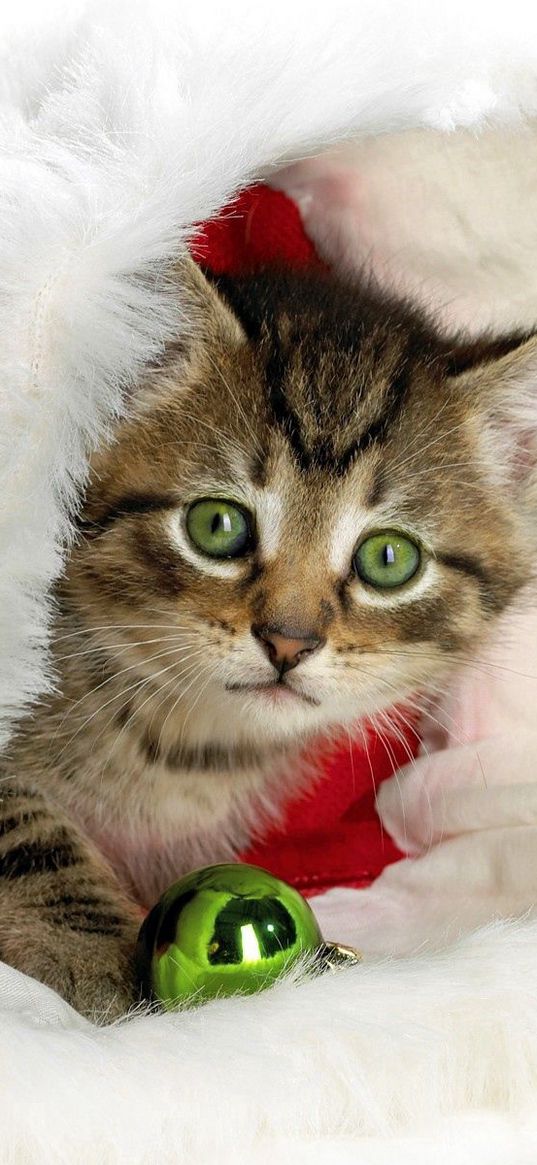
[173,255,247,347]
[447,331,537,500]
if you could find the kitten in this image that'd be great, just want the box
[1,258,536,1020]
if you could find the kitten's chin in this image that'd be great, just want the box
[166,677,330,751]
[208,681,373,749]
[157,672,401,755]
[225,680,320,710]
[222,683,324,743]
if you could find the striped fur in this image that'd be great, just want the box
[2,259,537,1020]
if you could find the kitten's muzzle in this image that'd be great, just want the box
[251,624,325,674]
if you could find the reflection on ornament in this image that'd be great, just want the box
[136,862,361,1010]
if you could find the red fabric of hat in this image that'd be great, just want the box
[191,184,417,895]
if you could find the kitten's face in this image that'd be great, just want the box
[68,265,535,755]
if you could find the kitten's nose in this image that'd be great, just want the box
[252,624,325,674]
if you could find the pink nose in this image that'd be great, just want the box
[252,625,324,673]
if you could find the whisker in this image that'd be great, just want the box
[387,396,453,473]
[376,677,466,746]
[368,714,409,853]
[204,352,263,457]
[389,417,469,477]
[356,720,386,847]
[57,635,199,663]
[168,408,250,465]
[176,661,221,749]
[346,662,471,854]
[375,646,537,684]
[96,649,210,770]
[61,642,203,723]
[52,645,202,760]
[153,662,216,761]
[344,654,470,747]
[92,660,200,781]
[53,623,202,644]
[375,697,434,843]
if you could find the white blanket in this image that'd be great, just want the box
[2,2,537,1160]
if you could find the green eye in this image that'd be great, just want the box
[185,499,253,559]
[353,531,421,589]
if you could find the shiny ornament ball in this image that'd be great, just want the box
[135,862,323,1009]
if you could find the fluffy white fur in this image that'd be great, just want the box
[1,919,537,1163]
[274,125,537,335]
[3,1,537,1160]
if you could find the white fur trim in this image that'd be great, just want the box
[0,919,537,1161]
[3,2,537,1159]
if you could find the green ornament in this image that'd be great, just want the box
[135,862,325,1010]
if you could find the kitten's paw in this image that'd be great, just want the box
[2,923,141,1023]
[59,938,141,1023]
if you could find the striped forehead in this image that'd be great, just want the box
[251,453,379,568]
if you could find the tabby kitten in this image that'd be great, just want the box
[2,258,536,1020]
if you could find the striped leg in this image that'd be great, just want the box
[0,782,141,1022]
